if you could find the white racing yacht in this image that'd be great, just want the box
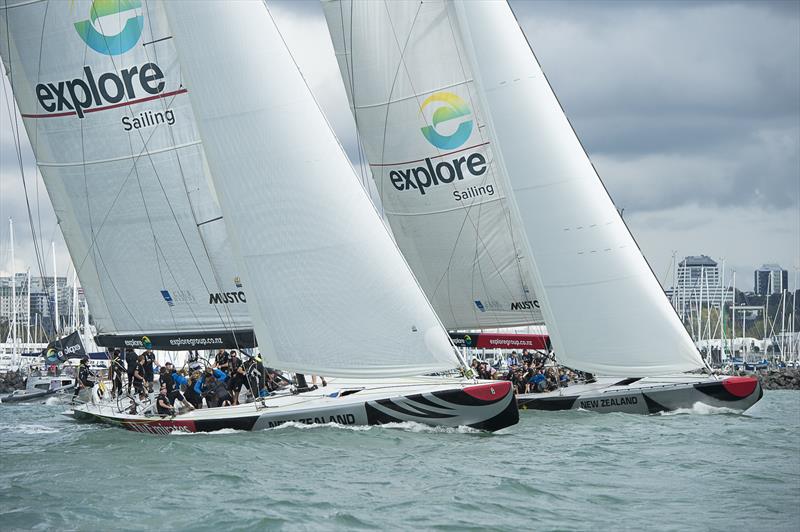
[0,0,519,433]
[320,0,761,414]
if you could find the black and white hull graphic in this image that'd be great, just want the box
[68,379,519,434]
[517,376,762,414]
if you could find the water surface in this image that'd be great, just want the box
[1,391,797,531]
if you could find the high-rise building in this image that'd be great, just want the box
[665,255,733,317]
[754,264,788,295]
[0,274,77,335]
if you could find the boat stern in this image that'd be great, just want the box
[364,380,519,432]
[691,376,763,412]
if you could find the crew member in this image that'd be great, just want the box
[125,348,138,394]
[214,349,230,375]
[185,371,203,409]
[161,362,194,411]
[72,356,94,400]
[228,352,243,405]
[133,354,147,400]
[156,384,174,416]
[143,349,158,393]
[244,356,265,399]
[110,349,125,398]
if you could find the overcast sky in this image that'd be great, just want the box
[1,0,798,292]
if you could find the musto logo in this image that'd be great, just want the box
[419,92,473,150]
[74,0,143,56]
[382,91,495,202]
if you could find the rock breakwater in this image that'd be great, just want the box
[757,369,800,390]
[0,371,25,393]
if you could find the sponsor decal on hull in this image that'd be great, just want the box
[365,381,518,431]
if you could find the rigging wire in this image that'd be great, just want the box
[2,0,58,344]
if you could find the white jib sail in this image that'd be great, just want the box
[322,0,544,331]
[453,1,703,376]
[0,0,252,345]
[164,1,460,378]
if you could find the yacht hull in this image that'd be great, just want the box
[517,376,762,414]
[69,378,518,434]
[0,385,74,404]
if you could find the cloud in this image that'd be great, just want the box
[515,0,800,211]
[1,0,797,293]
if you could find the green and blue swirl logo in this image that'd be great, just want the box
[419,92,473,150]
[74,0,143,56]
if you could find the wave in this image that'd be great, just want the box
[170,427,244,436]
[658,402,745,416]
[267,420,482,434]
[0,423,61,434]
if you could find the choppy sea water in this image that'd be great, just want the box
[0,391,797,531]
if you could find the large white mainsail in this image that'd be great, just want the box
[0,0,252,349]
[325,0,704,376]
[163,1,461,378]
[322,0,543,330]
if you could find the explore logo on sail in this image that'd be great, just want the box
[419,92,473,150]
[376,91,496,202]
[74,0,144,56]
[24,1,184,128]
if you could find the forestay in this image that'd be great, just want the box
[452,1,703,375]
[0,0,252,349]
[322,0,544,330]
[164,1,460,377]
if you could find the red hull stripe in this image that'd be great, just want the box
[20,88,189,119]
[722,376,758,398]
[123,419,197,434]
[463,380,511,402]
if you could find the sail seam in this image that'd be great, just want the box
[383,195,505,216]
[353,80,474,110]
[36,141,203,167]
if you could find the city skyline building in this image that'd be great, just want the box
[665,255,734,319]
[754,264,789,296]
[0,274,85,337]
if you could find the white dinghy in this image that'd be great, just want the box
[320,0,761,414]
[1,0,518,432]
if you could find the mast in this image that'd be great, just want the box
[696,267,703,343]
[52,241,58,337]
[671,252,678,309]
[71,270,78,333]
[83,297,90,342]
[731,270,736,358]
[9,218,17,362]
[781,288,787,361]
[26,268,31,343]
